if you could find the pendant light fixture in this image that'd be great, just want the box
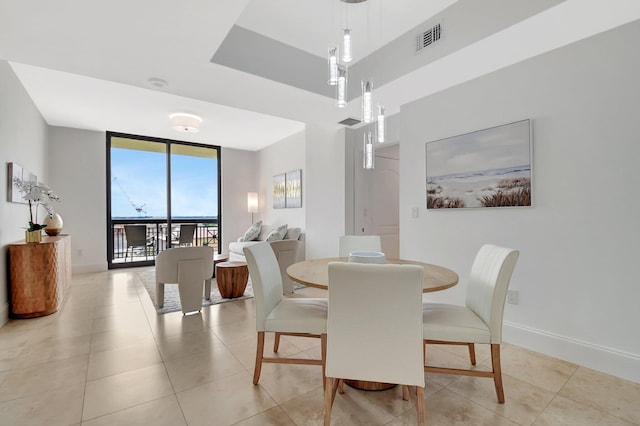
[328,46,338,85]
[361,81,373,123]
[363,131,374,169]
[376,105,385,143]
[336,65,347,108]
[342,29,352,63]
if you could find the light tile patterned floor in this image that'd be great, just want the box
[0,268,638,425]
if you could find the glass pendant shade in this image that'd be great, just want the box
[363,131,374,169]
[376,105,385,143]
[362,81,373,123]
[336,66,347,108]
[328,46,338,85]
[342,29,352,63]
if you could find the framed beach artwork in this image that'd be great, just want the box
[7,162,37,204]
[285,169,302,208]
[425,119,532,209]
[273,173,286,209]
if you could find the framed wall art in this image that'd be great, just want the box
[426,119,532,209]
[7,162,37,204]
[285,169,302,208]
[273,173,286,209]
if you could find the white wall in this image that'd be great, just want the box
[221,147,258,249]
[304,125,345,258]
[257,130,305,232]
[0,61,49,326]
[400,21,640,382]
[48,127,107,273]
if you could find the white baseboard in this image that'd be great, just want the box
[0,302,9,328]
[72,263,108,274]
[503,321,640,384]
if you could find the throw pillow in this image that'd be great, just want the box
[265,224,288,242]
[284,227,301,240]
[242,221,262,241]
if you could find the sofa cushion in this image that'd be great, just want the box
[284,227,301,240]
[229,240,263,256]
[241,221,262,242]
[265,224,288,242]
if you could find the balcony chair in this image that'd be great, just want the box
[324,262,425,425]
[338,235,382,257]
[124,225,154,261]
[173,223,197,247]
[243,242,327,386]
[422,244,519,403]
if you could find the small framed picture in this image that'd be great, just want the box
[273,173,286,209]
[7,162,26,203]
[285,169,302,208]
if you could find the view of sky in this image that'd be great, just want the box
[111,148,218,219]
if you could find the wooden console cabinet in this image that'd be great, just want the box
[8,235,71,318]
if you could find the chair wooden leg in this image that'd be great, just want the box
[324,377,339,426]
[338,379,344,394]
[491,343,505,403]
[402,385,409,401]
[253,332,265,385]
[468,343,476,365]
[416,386,425,426]
[321,334,327,389]
[274,332,281,352]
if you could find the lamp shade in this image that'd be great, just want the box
[247,192,259,213]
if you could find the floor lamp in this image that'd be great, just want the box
[247,192,259,224]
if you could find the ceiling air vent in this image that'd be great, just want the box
[339,117,361,126]
[416,23,441,52]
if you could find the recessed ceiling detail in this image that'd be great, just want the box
[338,117,361,126]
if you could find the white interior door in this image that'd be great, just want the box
[358,144,400,258]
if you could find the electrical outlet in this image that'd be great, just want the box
[507,289,518,305]
[411,207,419,218]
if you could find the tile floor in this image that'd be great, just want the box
[0,268,639,425]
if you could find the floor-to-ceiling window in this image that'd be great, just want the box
[107,132,221,268]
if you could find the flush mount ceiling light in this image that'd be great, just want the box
[169,112,202,133]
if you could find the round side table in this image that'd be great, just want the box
[215,261,249,298]
[212,253,229,277]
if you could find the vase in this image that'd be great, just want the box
[44,213,64,236]
[25,230,42,243]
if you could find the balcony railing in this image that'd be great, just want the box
[109,219,219,267]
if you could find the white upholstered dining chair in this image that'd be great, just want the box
[324,262,425,426]
[338,235,382,257]
[422,244,519,403]
[243,243,328,385]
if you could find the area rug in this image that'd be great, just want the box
[138,269,254,315]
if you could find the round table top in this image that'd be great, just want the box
[287,257,458,292]
[216,261,247,268]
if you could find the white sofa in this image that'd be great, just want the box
[229,225,304,294]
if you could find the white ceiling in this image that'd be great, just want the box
[1,0,639,151]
